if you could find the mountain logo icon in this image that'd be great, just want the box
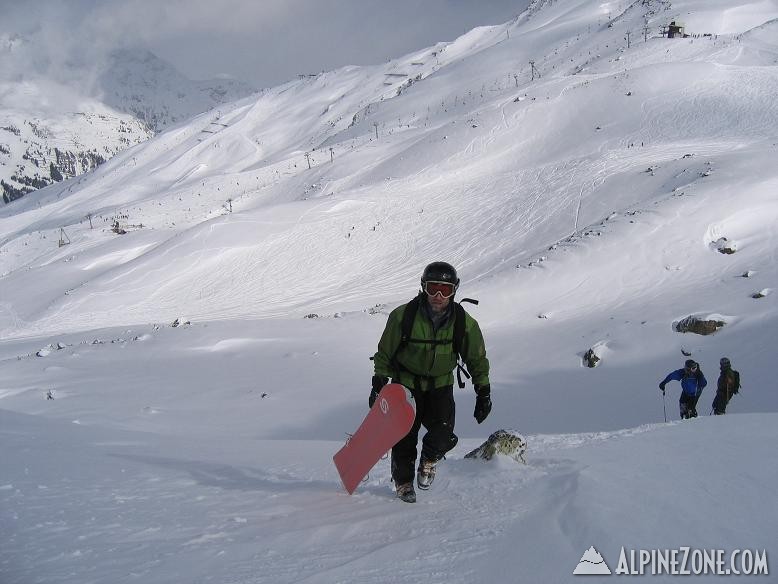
[573,546,612,575]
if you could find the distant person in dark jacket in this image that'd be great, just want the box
[712,357,740,415]
[659,359,707,419]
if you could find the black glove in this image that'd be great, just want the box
[473,384,492,424]
[659,382,666,393]
[369,375,388,408]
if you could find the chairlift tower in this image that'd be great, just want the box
[529,60,540,81]
[58,228,70,247]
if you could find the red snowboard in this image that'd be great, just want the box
[333,383,416,494]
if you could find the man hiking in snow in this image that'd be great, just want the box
[711,357,740,415]
[371,262,491,503]
[659,359,707,419]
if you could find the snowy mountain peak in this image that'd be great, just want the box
[0,42,256,203]
[99,47,257,132]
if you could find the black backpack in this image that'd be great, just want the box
[724,369,741,395]
[392,293,478,389]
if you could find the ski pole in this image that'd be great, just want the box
[662,390,667,423]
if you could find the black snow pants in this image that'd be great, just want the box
[391,385,458,485]
[679,392,700,419]
[712,390,730,415]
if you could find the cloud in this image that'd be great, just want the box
[1,0,125,91]
[1,0,527,88]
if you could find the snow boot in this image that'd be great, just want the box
[395,482,416,503]
[416,457,437,490]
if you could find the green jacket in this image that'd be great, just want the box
[373,297,490,391]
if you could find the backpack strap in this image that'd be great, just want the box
[452,298,477,354]
[396,293,422,357]
[453,298,478,388]
[391,294,424,390]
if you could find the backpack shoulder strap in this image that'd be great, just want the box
[452,302,469,389]
[399,294,422,346]
[391,295,422,370]
[453,298,479,389]
[450,297,478,358]
[453,302,466,357]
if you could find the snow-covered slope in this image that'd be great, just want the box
[1,1,777,582]
[2,397,775,583]
[1,0,776,344]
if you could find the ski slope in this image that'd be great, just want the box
[1,0,777,582]
[2,400,775,583]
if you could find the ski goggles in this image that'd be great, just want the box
[423,281,456,298]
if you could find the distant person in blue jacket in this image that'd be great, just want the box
[659,359,707,419]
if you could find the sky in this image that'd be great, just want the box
[1,0,527,88]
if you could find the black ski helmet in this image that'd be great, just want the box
[684,359,698,370]
[421,261,460,290]
[720,357,731,368]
